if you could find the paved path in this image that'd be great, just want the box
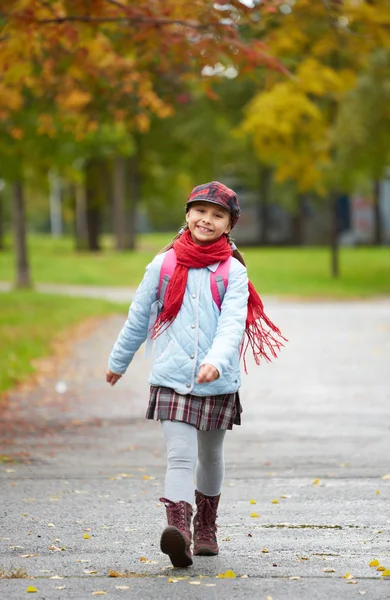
[0,282,138,303]
[1,299,390,599]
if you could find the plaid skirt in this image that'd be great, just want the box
[146,386,242,431]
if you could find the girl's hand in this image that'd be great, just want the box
[106,369,122,386]
[197,364,220,384]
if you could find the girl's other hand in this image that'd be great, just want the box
[197,364,220,384]
[106,369,122,386]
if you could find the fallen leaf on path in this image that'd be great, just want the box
[115,586,130,589]
[369,559,379,567]
[266,596,273,600]
[54,586,66,590]
[358,592,366,595]
[249,499,257,504]
[347,581,358,584]
[250,513,259,518]
[92,593,107,596]
[49,575,63,579]
[48,545,61,552]
[271,499,279,504]
[84,534,90,539]
[323,568,336,573]
[26,587,38,593]
[289,576,301,580]
[241,574,249,578]
[342,572,353,579]
[382,570,390,577]
[189,581,201,585]
[280,495,292,499]
[84,570,98,575]
[312,479,320,485]
[205,584,216,587]
[261,548,269,553]
[217,570,236,578]
[376,490,380,495]
[47,523,55,528]
[142,475,154,480]
[377,566,386,571]
[381,474,390,480]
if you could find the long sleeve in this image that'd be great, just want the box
[108,254,162,374]
[200,259,248,376]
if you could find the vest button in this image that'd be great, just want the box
[190,354,195,359]
[186,383,191,388]
[191,323,196,329]
[192,293,196,299]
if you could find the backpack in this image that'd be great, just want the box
[158,248,232,310]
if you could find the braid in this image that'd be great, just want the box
[227,233,246,267]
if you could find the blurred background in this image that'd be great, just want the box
[0,0,389,395]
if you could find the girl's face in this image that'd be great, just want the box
[186,201,231,246]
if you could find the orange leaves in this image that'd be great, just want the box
[0,0,283,138]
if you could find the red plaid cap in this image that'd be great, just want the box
[186,181,240,228]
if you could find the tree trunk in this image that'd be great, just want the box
[0,189,4,251]
[258,165,273,246]
[125,152,141,251]
[11,181,31,288]
[112,156,127,251]
[85,159,105,252]
[291,194,305,245]
[372,180,382,245]
[74,183,88,251]
[49,171,62,237]
[330,193,340,279]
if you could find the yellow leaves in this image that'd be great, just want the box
[26,587,38,593]
[297,59,356,97]
[342,572,354,579]
[249,499,257,505]
[271,499,279,504]
[323,568,336,573]
[59,90,92,110]
[382,474,390,480]
[377,566,386,572]
[217,570,237,578]
[91,593,107,596]
[83,533,90,539]
[261,548,269,553]
[250,513,259,518]
[382,570,390,577]
[369,559,380,567]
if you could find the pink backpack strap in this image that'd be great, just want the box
[210,256,231,310]
[159,248,177,305]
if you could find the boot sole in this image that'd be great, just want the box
[193,546,219,556]
[160,526,193,568]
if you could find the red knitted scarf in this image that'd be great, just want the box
[152,230,286,371]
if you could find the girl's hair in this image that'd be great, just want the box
[158,224,247,267]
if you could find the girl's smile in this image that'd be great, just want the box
[186,201,231,245]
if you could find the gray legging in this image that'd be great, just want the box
[161,420,226,505]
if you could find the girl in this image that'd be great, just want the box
[106,181,285,569]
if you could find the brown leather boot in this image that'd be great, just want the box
[193,490,220,556]
[160,497,193,568]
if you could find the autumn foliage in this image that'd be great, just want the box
[0,0,283,139]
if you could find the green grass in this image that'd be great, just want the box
[0,233,389,297]
[0,291,126,395]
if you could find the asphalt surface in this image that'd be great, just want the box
[1,298,390,600]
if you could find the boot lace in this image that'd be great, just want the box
[196,497,217,542]
[160,497,186,530]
